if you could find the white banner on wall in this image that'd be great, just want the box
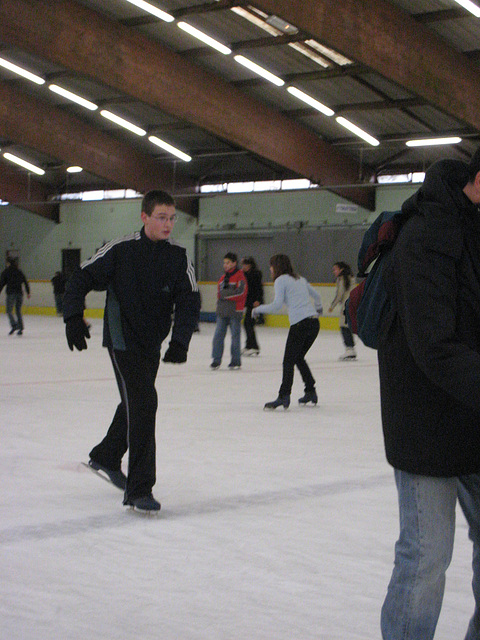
[335,203,359,214]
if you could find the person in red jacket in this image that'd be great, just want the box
[211,252,247,369]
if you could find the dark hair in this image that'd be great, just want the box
[141,190,175,216]
[269,254,298,280]
[241,256,257,270]
[334,261,353,289]
[468,147,480,182]
[224,252,237,263]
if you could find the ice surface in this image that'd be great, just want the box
[0,316,473,639]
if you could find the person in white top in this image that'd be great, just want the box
[328,261,357,360]
[253,254,322,410]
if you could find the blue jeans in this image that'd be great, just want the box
[381,469,480,640]
[212,315,241,366]
[6,292,24,331]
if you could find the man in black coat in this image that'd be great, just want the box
[0,257,30,335]
[63,190,200,513]
[378,148,480,639]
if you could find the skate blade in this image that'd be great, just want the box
[81,461,113,485]
[126,505,161,517]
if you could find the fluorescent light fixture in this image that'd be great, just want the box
[405,136,462,147]
[177,22,231,55]
[304,40,352,67]
[49,84,98,111]
[287,86,334,116]
[234,55,285,86]
[0,56,45,85]
[3,152,45,175]
[281,178,311,190]
[66,166,83,173]
[335,116,380,146]
[122,0,174,21]
[453,0,480,17]
[148,136,192,162]
[100,110,146,136]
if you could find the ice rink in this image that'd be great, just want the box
[0,315,474,640]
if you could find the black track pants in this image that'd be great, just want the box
[90,348,160,500]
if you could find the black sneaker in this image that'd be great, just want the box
[124,494,161,513]
[88,459,127,490]
[8,327,16,335]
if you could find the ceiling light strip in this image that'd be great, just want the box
[234,55,284,86]
[122,0,174,22]
[177,22,231,55]
[406,137,462,147]
[100,110,146,136]
[452,0,480,18]
[49,84,98,111]
[3,152,45,175]
[287,86,334,116]
[335,117,380,146]
[148,135,192,162]
[0,57,45,85]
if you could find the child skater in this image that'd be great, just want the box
[328,261,356,360]
[253,254,322,410]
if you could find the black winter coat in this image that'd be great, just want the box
[378,159,480,477]
[0,264,30,295]
[244,268,264,307]
[63,228,200,357]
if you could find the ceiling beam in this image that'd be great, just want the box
[253,0,480,135]
[0,0,375,210]
[0,159,59,220]
[0,81,194,202]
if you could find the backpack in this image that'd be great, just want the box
[345,210,407,349]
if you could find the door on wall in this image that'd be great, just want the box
[62,249,81,280]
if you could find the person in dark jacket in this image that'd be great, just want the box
[241,256,263,355]
[63,190,200,513]
[0,257,30,335]
[51,271,66,315]
[378,149,480,640]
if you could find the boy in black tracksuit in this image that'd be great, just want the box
[63,190,200,512]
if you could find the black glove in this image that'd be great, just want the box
[65,315,90,351]
[163,340,187,364]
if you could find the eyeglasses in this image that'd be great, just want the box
[151,214,177,224]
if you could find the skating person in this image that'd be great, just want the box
[378,148,480,639]
[253,254,322,409]
[241,256,263,356]
[211,252,247,370]
[63,190,200,513]
[51,270,66,315]
[328,261,356,360]
[0,257,30,335]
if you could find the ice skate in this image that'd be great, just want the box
[85,459,127,491]
[124,494,161,514]
[264,395,290,410]
[242,348,259,356]
[298,390,318,406]
[339,348,356,361]
[210,361,220,370]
